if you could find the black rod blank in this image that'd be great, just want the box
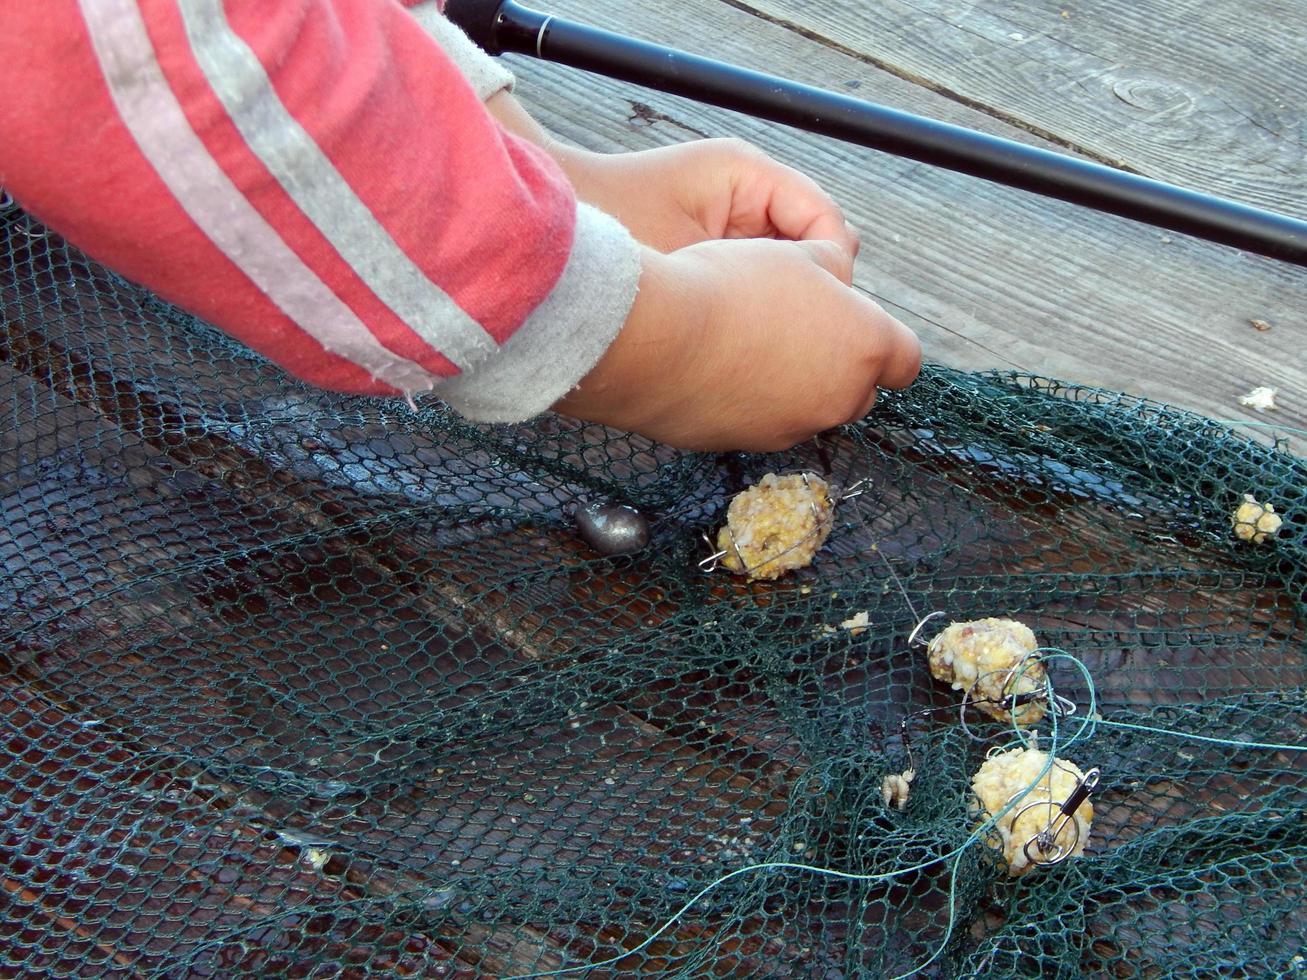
[445,0,1307,267]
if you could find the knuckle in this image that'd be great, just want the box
[720,136,763,161]
[758,431,802,453]
[855,388,880,420]
[896,335,924,385]
[808,240,851,279]
[820,393,865,431]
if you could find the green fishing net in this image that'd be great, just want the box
[1,199,1303,979]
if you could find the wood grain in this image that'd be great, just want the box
[507,0,1307,453]
[732,0,1307,214]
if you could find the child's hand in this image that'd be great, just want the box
[484,91,919,450]
[555,138,860,255]
[555,238,921,451]
[484,91,855,254]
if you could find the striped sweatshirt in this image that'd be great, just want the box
[0,0,642,421]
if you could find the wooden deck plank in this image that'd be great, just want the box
[507,0,1307,453]
[733,0,1306,213]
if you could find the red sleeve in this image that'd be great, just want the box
[0,0,577,399]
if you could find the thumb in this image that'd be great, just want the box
[793,238,856,287]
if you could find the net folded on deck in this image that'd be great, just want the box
[2,203,1303,978]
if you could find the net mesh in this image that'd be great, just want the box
[1,200,1303,979]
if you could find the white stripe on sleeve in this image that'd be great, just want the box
[78,0,440,396]
[176,0,498,372]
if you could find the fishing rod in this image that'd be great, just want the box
[445,0,1307,268]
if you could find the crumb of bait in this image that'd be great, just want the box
[971,745,1093,877]
[840,610,871,635]
[926,618,1047,725]
[716,472,834,581]
[1237,385,1277,412]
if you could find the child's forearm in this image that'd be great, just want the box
[0,1,919,451]
[484,89,561,150]
[0,0,642,421]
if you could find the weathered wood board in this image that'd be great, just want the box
[739,0,1307,212]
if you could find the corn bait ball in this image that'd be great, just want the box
[926,618,1046,725]
[716,473,834,581]
[971,746,1093,877]
[1231,494,1282,544]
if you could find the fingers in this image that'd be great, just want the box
[794,238,855,286]
[835,294,920,423]
[791,240,921,391]
[565,235,922,453]
[725,142,859,256]
[788,242,921,424]
[847,294,923,395]
[849,383,880,424]
[871,306,923,390]
[769,173,860,257]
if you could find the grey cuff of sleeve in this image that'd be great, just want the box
[408,2,516,100]
[435,204,643,423]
